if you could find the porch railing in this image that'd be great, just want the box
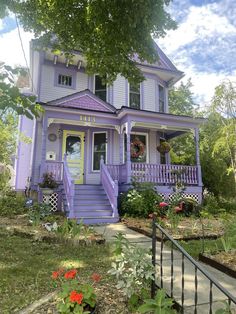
[152,219,236,313]
[107,163,198,185]
[100,157,119,217]
[63,155,75,216]
[44,160,63,181]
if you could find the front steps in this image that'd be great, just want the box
[63,184,119,224]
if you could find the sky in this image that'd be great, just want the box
[0,0,235,105]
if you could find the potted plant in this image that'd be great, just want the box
[39,172,58,195]
[52,268,101,313]
[156,141,171,153]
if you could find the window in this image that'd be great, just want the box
[95,75,107,101]
[92,132,107,171]
[159,85,165,112]
[58,74,72,87]
[124,133,148,163]
[129,83,140,109]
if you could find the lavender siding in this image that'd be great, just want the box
[15,116,34,190]
[31,121,43,185]
[143,77,156,111]
[113,75,127,108]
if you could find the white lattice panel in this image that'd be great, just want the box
[42,192,58,211]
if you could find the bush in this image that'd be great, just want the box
[218,198,236,213]
[0,190,27,217]
[202,193,219,214]
[119,182,162,217]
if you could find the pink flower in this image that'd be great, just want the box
[159,202,168,208]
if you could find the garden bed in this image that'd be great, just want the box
[0,215,105,245]
[199,250,236,279]
[122,216,225,241]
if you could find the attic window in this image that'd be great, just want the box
[58,74,72,87]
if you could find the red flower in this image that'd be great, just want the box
[91,273,101,282]
[69,291,83,304]
[159,202,168,208]
[52,271,60,280]
[64,269,77,279]
[175,206,183,213]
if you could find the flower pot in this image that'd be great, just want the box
[156,142,171,153]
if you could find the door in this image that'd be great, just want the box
[62,130,85,184]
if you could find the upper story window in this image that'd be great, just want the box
[129,83,140,109]
[95,75,107,102]
[159,85,165,112]
[58,74,72,87]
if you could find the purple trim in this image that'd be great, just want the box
[15,115,23,189]
[137,62,183,76]
[44,59,86,73]
[54,67,76,90]
[40,115,48,180]
[144,72,167,87]
[83,129,88,183]
[30,119,38,185]
[140,82,144,110]
[37,51,44,101]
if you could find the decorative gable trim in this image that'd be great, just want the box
[47,89,116,113]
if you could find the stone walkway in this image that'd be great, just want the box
[94,223,236,314]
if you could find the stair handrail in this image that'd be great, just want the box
[100,156,118,218]
[63,154,75,217]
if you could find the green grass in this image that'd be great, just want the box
[0,228,112,313]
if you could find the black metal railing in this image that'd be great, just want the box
[151,217,236,313]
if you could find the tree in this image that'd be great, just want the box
[210,81,236,187]
[2,0,176,84]
[0,62,42,118]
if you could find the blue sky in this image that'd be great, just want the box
[0,0,235,104]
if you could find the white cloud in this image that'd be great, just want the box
[0,27,34,67]
[158,1,236,104]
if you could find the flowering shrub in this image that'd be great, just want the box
[52,268,101,313]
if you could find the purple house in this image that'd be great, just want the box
[15,41,203,224]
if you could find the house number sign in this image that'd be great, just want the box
[79,115,96,122]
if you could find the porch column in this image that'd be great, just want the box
[194,128,203,186]
[119,129,124,164]
[39,115,48,179]
[126,121,132,183]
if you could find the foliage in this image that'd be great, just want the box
[52,268,100,313]
[28,202,52,225]
[0,164,11,194]
[138,289,176,314]
[39,172,59,189]
[56,219,93,242]
[0,62,42,118]
[108,233,154,300]
[0,190,26,217]
[0,228,111,313]
[215,301,234,314]
[3,1,176,84]
[202,193,220,215]
[120,182,162,217]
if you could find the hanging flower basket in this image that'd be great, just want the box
[156,141,171,153]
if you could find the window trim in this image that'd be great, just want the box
[158,84,165,113]
[124,132,149,163]
[94,75,107,102]
[128,82,141,109]
[54,68,76,89]
[92,131,108,172]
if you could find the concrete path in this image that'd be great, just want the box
[94,223,236,314]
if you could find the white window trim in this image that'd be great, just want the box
[92,131,108,172]
[124,132,149,163]
[158,84,166,113]
[128,82,142,109]
[93,75,108,102]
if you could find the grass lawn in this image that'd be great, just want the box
[0,228,113,313]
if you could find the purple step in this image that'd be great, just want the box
[75,200,110,205]
[73,210,113,218]
[73,204,112,211]
[75,185,104,190]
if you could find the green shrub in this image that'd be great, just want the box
[218,198,236,213]
[202,193,219,214]
[119,182,162,217]
[0,191,26,217]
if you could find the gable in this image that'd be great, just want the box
[46,90,116,113]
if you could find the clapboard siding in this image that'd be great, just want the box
[143,78,156,111]
[113,75,127,108]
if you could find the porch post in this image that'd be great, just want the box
[119,129,124,164]
[194,128,203,186]
[126,121,132,183]
[39,115,48,180]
